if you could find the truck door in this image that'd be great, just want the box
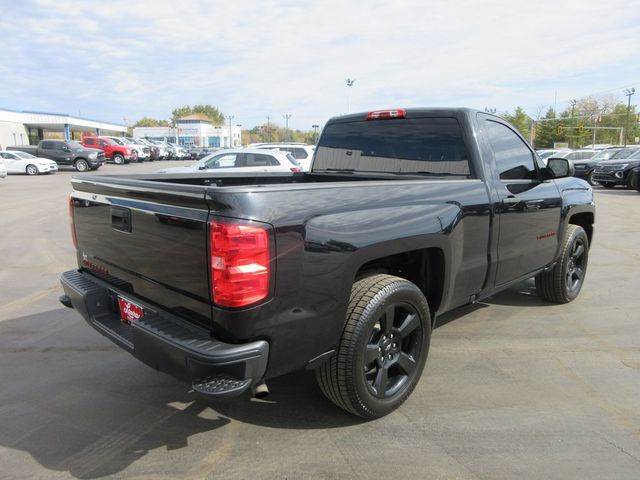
[40,141,64,164]
[481,117,562,285]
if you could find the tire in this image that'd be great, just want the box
[74,159,89,172]
[535,225,589,304]
[600,182,615,189]
[316,274,431,419]
[586,170,597,186]
[113,154,124,165]
[25,164,39,176]
[132,151,139,162]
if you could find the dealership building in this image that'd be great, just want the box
[133,114,242,148]
[0,108,127,149]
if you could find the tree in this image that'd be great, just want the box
[502,107,532,141]
[134,116,169,127]
[171,104,225,125]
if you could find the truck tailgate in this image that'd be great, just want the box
[70,177,212,327]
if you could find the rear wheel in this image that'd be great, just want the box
[316,274,431,418]
[74,159,89,172]
[25,164,39,175]
[535,225,589,303]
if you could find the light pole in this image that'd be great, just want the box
[569,99,577,147]
[226,115,234,148]
[624,88,635,146]
[266,116,271,142]
[346,78,355,113]
[282,114,292,141]
[312,124,319,144]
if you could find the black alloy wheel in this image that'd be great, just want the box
[316,274,431,418]
[535,224,589,303]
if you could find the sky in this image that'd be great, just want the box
[0,0,639,131]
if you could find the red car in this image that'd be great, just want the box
[82,137,136,164]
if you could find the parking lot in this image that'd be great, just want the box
[0,162,639,479]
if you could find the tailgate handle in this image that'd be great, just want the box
[111,206,132,233]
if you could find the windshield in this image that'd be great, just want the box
[314,117,471,176]
[591,149,619,161]
[110,138,126,145]
[13,151,36,159]
[611,147,640,159]
[538,151,558,160]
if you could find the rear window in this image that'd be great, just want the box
[314,117,471,176]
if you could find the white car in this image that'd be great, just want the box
[155,148,302,174]
[0,150,59,175]
[0,157,7,179]
[103,136,149,161]
[254,143,315,171]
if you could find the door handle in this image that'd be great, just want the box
[502,196,519,205]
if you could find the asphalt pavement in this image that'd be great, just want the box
[0,162,639,479]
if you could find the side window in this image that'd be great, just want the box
[41,141,55,149]
[290,148,307,159]
[84,138,94,146]
[0,153,9,159]
[203,154,237,169]
[98,140,108,147]
[485,121,537,180]
[245,153,279,166]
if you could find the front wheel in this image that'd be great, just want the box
[26,164,39,175]
[586,170,597,186]
[600,182,615,189]
[74,159,89,172]
[113,154,124,165]
[316,274,431,418]
[535,225,589,303]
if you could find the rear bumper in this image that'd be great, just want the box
[60,269,269,398]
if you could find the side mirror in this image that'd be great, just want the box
[198,165,206,170]
[546,157,575,178]
[63,146,71,152]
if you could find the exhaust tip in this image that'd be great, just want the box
[252,381,269,399]
[59,294,74,309]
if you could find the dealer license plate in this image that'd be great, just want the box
[117,296,144,323]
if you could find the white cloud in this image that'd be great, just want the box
[1,0,639,128]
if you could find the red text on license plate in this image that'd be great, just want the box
[117,297,143,323]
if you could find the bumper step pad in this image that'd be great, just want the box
[192,374,251,397]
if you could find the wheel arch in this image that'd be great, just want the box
[354,247,445,320]
[568,211,594,246]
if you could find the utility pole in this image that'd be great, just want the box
[624,88,635,146]
[282,114,292,141]
[266,116,271,142]
[312,124,319,144]
[225,115,234,148]
[346,78,355,113]
[569,99,577,148]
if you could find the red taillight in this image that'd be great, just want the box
[367,109,406,120]
[69,196,78,249]
[290,167,301,173]
[209,221,271,308]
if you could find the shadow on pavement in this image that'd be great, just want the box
[483,279,550,307]
[0,308,362,478]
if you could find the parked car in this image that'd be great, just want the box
[536,149,571,161]
[0,150,58,175]
[103,136,150,162]
[145,140,169,160]
[591,147,640,188]
[8,140,104,171]
[81,137,136,165]
[254,143,316,171]
[131,138,158,161]
[155,148,302,174]
[570,148,623,185]
[629,165,640,192]
[0,157,6,179]
[60,108,594,419]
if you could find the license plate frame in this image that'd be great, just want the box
[117,296,144,324]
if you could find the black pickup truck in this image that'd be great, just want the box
[59,108,595,418]
[8,140,105,171]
